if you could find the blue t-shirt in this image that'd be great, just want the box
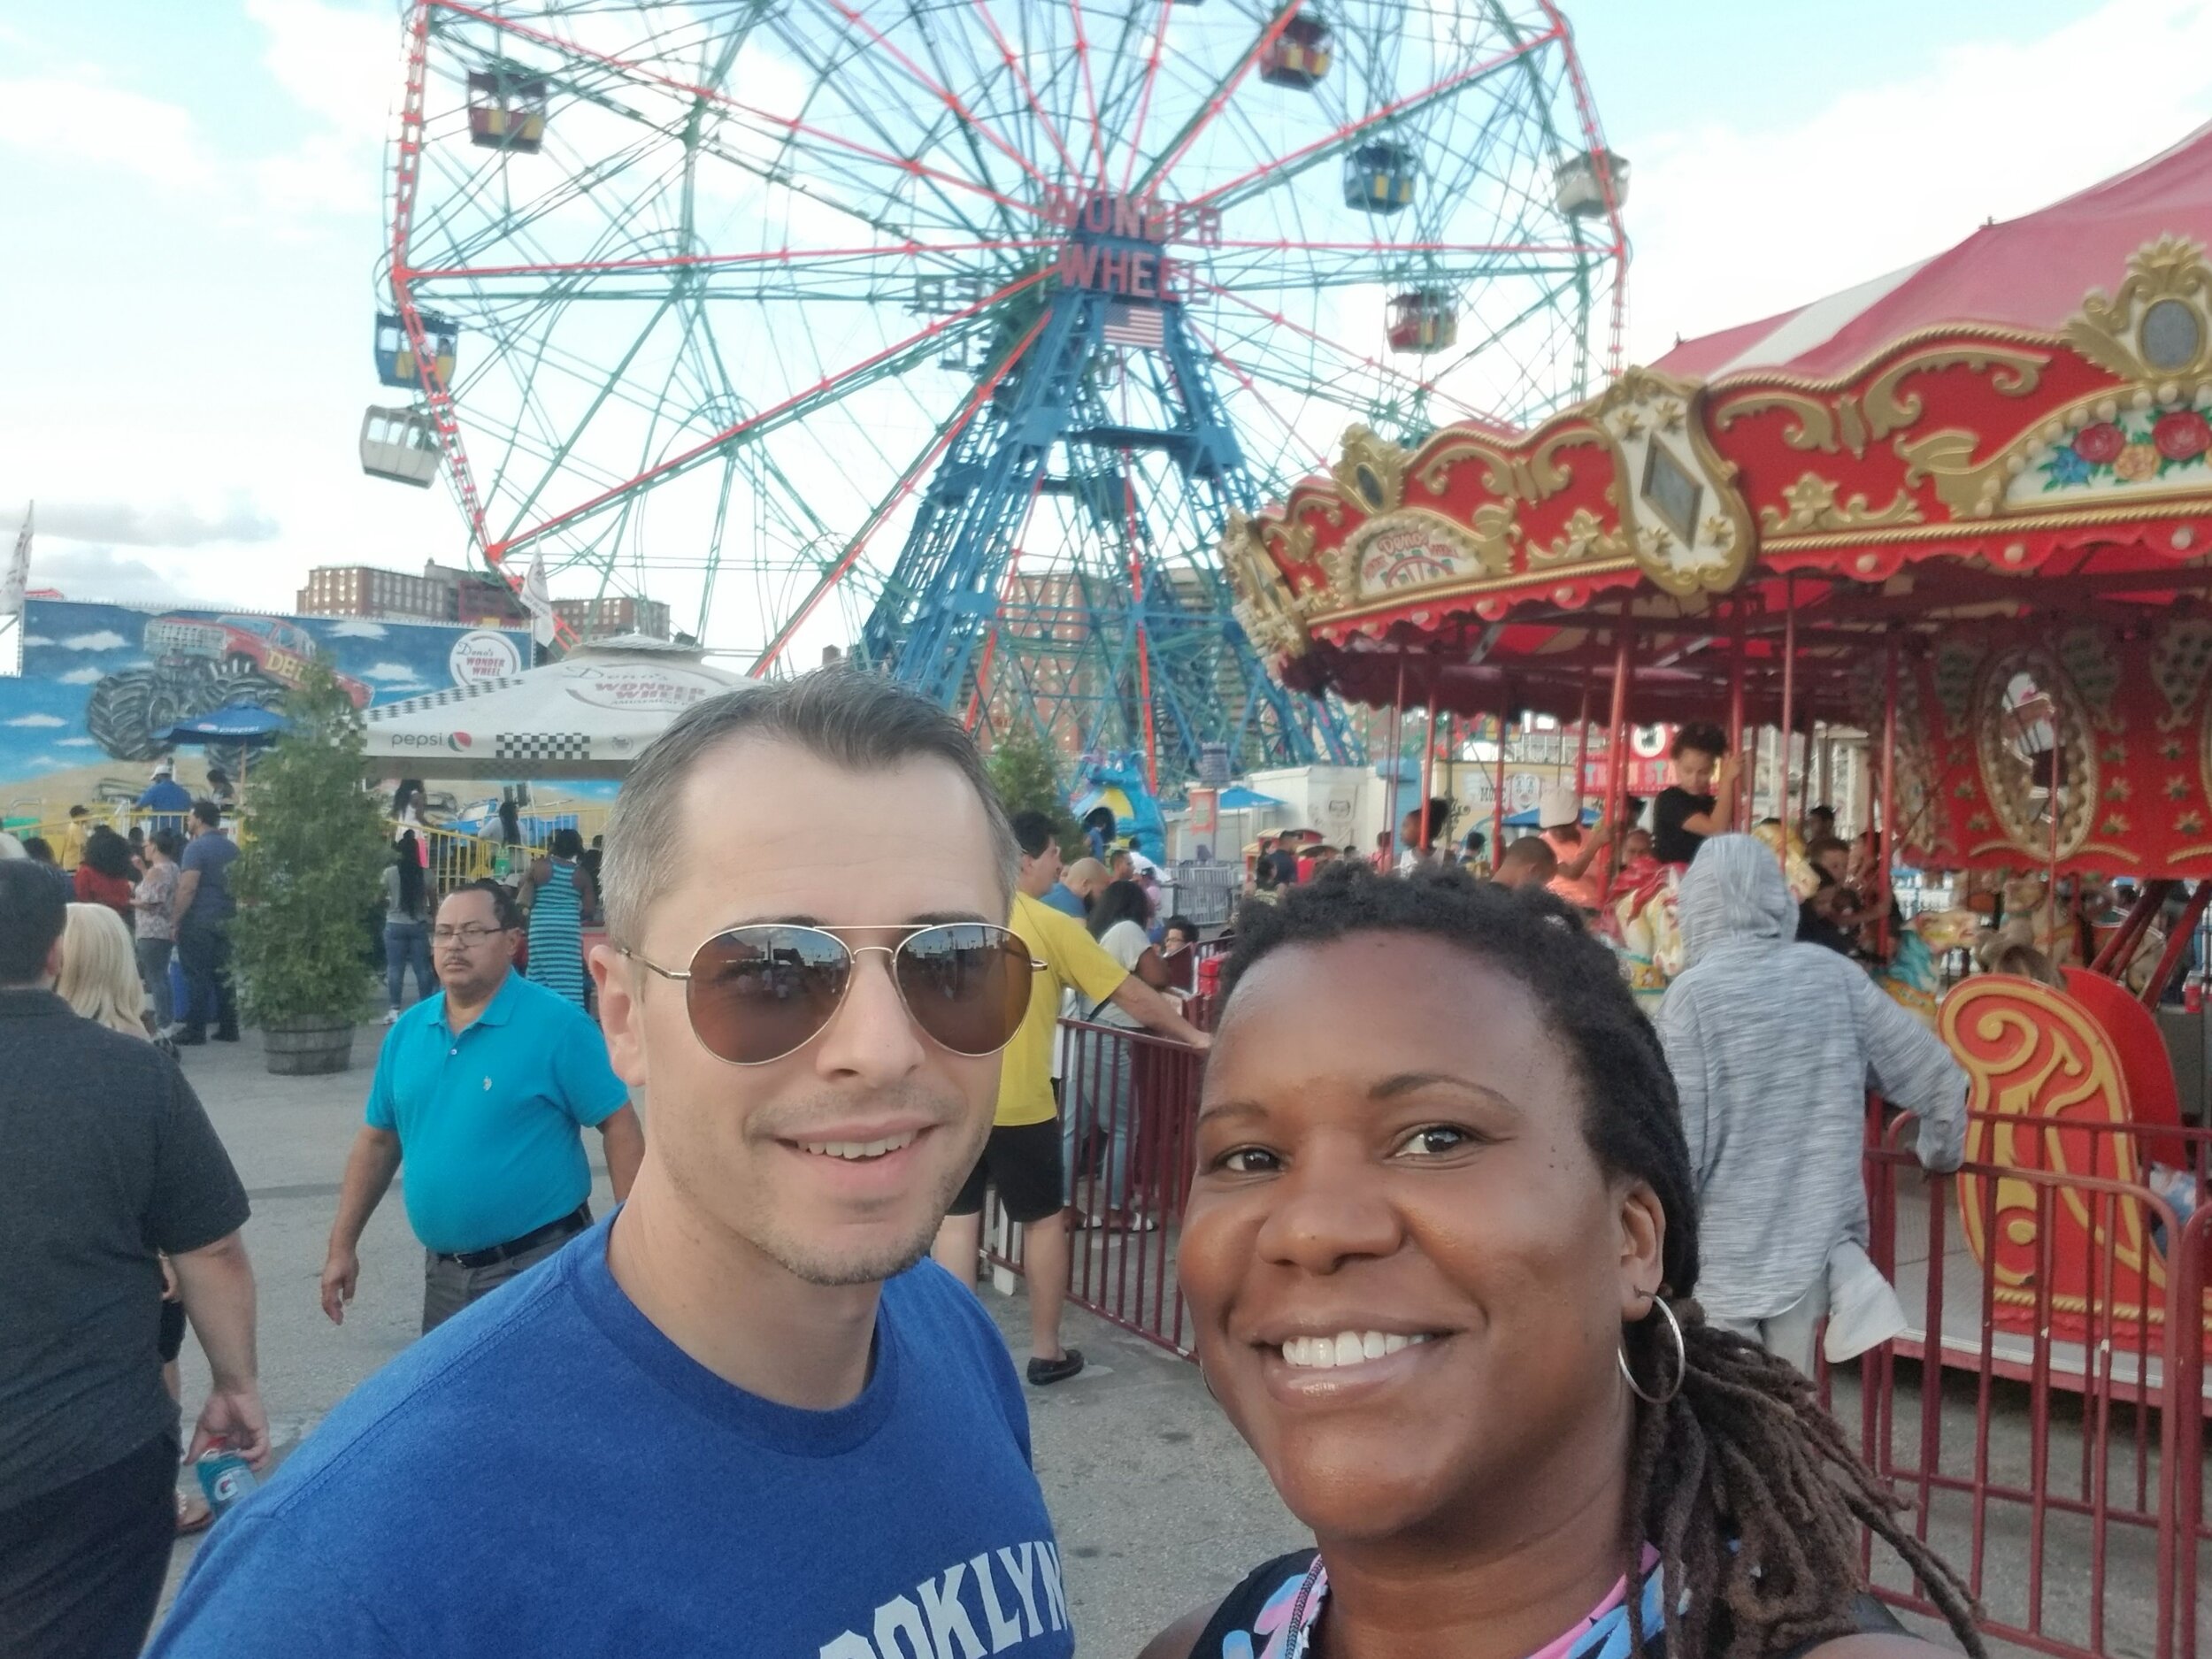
[366,970,628,1253]
[1039,883,1086,919]
[147,1219,1075,1659]
[179,831,239,922]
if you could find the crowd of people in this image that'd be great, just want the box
[27,777,246,1056]
[0,672,1989,1659]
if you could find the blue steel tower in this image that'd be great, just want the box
[858,190,1354,785]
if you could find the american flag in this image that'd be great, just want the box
[1102,302,1165,351]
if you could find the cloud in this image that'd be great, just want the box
[246,0,391,215]
[1623,0,2212,363]
[3,714,66,728]
[20,636,49,647]
[0,75,213,190]
[58,666,106,686]
[323,619,389,639]
[359,662,428,684]
[57,738,96,748]
[59,631,129,652]
[8,500,278,549]
[14,545,193,607]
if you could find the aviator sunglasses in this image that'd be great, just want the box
[623,922,1039,1066]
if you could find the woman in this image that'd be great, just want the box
[1146,864,1978,1659]
[1158,914,1201,995]
[1064,879,1171,1233]
[392,780,431,870]
[383,832,435,1022]
[55,902,212,1534]
[131,827,184,1042]
[58,902,150,1036]
[1652,724,1740,869]
[523,826,594,1010]
[72,825,137,923]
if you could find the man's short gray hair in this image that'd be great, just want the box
[602,668,1018,945]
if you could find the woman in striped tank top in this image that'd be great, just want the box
[523,827,594,1010]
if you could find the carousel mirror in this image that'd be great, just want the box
[1976,649,2094,860]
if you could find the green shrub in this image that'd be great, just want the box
[232,665,388,1025]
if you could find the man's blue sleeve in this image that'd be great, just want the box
[557,1014,630,1127]
[144,1512,400,1658]
[364,1027,400,1132]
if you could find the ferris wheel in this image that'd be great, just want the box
[368,0,1625,780]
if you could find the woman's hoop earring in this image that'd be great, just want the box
[1617,1295,1686,1406]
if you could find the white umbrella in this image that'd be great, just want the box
[362,635,751,780]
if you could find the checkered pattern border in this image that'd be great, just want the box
[494,733,591,763]
[364,677,527,722]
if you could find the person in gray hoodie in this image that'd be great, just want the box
[1655,833,1966,1373]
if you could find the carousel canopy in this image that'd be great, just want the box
[1223,127,2212,878]
[1656,122,2212,381]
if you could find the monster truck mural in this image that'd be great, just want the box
[85,614,373,762]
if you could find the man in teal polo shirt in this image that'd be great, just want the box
[319,880,645,1333]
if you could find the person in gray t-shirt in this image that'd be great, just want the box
[0,859,263,1659]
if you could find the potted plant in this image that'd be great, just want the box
[232,664,389,1075]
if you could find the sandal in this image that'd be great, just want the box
[176,1490,213,1536]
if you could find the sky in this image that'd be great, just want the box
[1,0,2208,653]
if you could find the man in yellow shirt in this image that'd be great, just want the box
[933,813,1208,1385]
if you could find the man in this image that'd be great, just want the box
[933,810,1208,1386]
[1059,855,1110,910]
[1490,835,1558,891]
[59,803,90,872]
[1655,835,1966,1374]
[173,800,239,1046]
[320,880,644,1334]
[1015,810,1087,918]
[135,761,191,833]
[1535,785,1612,911]
[153,672,1079,1658]
[0,861,264,1659]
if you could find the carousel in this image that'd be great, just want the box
[1221,126,2212,1363]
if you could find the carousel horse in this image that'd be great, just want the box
[1606,857,1683,1013]
[1877,909,1987,1026]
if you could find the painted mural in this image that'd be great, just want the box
[0,599,534,810]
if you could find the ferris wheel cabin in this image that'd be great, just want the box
[468,70,549,153]
[1554,149,1630,218]
[373,312,458,390]
[1258,13,1333,88]
[1343,141,1417,211]
[358,407,442,488]
[1386,290,1457,354]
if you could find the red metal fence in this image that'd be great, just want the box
[979,1022,2212,1659]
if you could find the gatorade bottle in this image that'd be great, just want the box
[196,1447,258,1517]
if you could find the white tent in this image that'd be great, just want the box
[362,635,751,780]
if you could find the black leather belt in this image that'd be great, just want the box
[440,1203,590,1269]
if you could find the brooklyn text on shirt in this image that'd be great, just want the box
[818,1538,1070,1659]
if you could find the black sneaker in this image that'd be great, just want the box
[213,1029,242,1043]
[1025,1349,1085,1386]
[172,1031,207,1047]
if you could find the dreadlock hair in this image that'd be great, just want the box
[1217,862,1982,1659]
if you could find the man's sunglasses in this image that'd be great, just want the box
[623,923,1037,1066]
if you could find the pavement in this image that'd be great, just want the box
[154,1024,1298,1657]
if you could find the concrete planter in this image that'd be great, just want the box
[264,1018,355,1076]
